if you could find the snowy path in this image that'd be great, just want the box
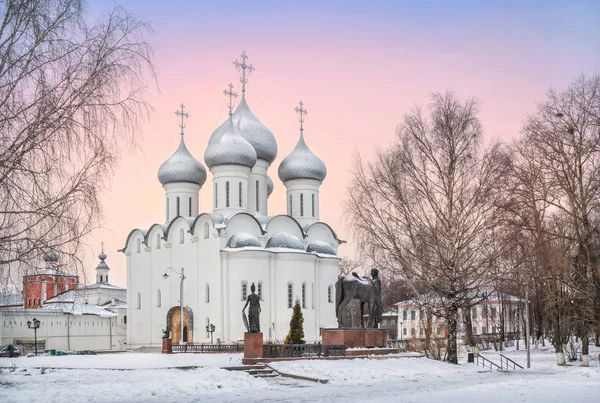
[1,351,599,403]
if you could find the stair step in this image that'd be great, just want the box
[223,365,268,371]
[254,373,279,378]
[247,369,274,375]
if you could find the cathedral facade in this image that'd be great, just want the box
[122,53,342,348]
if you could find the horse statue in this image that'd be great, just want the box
[335,268,383,328]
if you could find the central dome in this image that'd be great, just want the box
[232,95,278,163]
[278,133,327,183]
[158,136,207,186]
[204,118,257,169]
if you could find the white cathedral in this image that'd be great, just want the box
[122,52,342,348]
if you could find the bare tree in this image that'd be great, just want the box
[521,74,600,366]
[0,0,155,289]
[346,92,511,364]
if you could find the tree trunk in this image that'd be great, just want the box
[581,330,589,367]
[554,297,566,365]
[447,305,459,364]
[463,307,475,347]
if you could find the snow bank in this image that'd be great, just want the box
[0,352,243,369]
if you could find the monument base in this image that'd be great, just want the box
[243,332,263,359]
[161,338,172,354]
[322,328,388,348]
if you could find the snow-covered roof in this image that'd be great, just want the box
[0,293,24,307]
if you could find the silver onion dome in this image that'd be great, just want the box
[204,117,257,169]
[265,233,304,251]
[267,175,274,196]
[227,233,262,248]
[96,251,109,270]
[278,133,327,183]
[158,136,207,186]
[43,250,59,263]
[232,95,277,163]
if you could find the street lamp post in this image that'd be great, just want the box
[27,318,41,355]
[400,321,403,341]
[206,323,216,344]
[163,267,186,345]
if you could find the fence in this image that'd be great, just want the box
[171,343,244,353]
[263,343,345,358]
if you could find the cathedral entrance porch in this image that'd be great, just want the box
[166,306,194,345]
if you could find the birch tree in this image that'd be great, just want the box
[0,0,155,289]
[346,92,510,364]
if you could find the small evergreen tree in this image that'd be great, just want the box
[284,299,305,344]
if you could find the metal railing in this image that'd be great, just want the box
[263,344,346,358]
[475,353,502,370]
[499,354,524,370]
[172,343,244,353]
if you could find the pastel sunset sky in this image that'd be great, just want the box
[85,0,599,286]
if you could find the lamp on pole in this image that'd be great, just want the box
[163,267,186,345]
[27,318,41,355]
[206,323,216,344]
[400,321,403,341]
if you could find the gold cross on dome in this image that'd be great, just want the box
[295,101,308,133]
[223,83,238,116]
[233,51,254,93]
[175,103,190,136]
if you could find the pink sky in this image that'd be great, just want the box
[82,1,600,287]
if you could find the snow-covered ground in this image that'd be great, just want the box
[1,346,599,403]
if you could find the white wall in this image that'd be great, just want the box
[1,310,126,352]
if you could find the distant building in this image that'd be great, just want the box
[0,249,127,352]
[394,290,522,341]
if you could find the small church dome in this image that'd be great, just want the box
[227,232,262,248]
[158,137,207,186]
[232,95,277,163]
[43,250,59,262]
[306,241,336,256]
[266,233,304,251]
[278,133,327,183]
[204,118,257,169]
[267,175,274,196]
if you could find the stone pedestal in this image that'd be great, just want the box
[322,328,388,348]
[243,332,263,359]
[161,338,172,354]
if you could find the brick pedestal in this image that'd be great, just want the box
[322,328,388,348]
[243,332,263,359]
[161,338,172,354]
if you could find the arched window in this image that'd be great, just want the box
[257,281,263,300]
[106,274,109,283]
[255,180,259,211]
[300,193,304,217]
[99,275,102,282]
[189,197,192,216]
[157,289,161,308]
[328,285,333,303]
[241,281,247,301]
[312,194,315,217]
[136,239,141,253]
[238,182,242,207]
[226,181,230,207]
[289,194,293,216]
[287,283,293,308]
[302,282,307,308]
[136,292,141,309]
[167,197,170,221]
[214,183,218,208]
[205,283,210,303]
[156,233,161,249]
[176,197,180,216]
[204,222,210,239]
[179,228,184,244]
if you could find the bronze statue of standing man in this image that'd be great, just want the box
[242,283,261,333]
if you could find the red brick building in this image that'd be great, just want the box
[22,251,78,309]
